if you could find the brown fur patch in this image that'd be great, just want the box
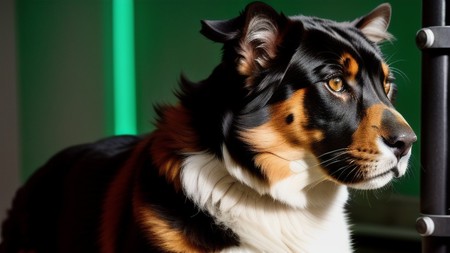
[240,89,323,184]
[150,105,200,191]
[100,105,200,253]
[133,190,204,253]
[100,139,151,253]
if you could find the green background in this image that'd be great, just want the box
[17,0,421,196]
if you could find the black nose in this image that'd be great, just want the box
[382,132,417,159]
[381,109,417,159]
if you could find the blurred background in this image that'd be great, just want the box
[0,0,421,252]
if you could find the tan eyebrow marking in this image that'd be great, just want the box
[341,53,359,81]
[381,62,389,78]
[381,62,391,94]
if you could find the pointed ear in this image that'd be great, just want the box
[200,17,242,43]
[201,2,293,87]
[236,2,287,80]
[353,3,393,43]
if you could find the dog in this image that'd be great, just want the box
[1,2,416,253]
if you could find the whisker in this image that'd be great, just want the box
[264,147,351,170]
[316,148,350,159]
[390,67,410,83]
[342,164,361,184]
[327,157,360,181]
[319,156,347,168]
[307,175,332,189]
[385,57,405,66]
[328,163,353,178]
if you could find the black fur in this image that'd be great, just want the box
[0,136,141,252]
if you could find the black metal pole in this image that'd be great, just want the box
[419,0,450,252]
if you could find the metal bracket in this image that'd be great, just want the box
[416,26,450,49]
[416,215,450,237]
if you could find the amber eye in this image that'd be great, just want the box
[327,77,345,92]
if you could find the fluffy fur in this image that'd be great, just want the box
[1,2,416,253]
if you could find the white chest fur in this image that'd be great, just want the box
[180,151,353,253]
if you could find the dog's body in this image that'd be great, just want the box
[1,2,416,253]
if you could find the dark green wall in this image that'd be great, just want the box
[16,1,114,180]
[17,0,421,196]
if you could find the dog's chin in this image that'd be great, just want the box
[348,169,396,190]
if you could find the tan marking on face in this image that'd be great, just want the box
[381,62,391,94]
[240,89,324,185]
[341,53,359,81]
[381,62,389,78]
[349,103,385,154]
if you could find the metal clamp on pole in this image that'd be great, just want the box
[419,1,450,252]
[417,26,450,49]
[416,215,450,237]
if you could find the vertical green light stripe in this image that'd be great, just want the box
[112,0,137,135]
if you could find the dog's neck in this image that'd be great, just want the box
[180,148,352,252]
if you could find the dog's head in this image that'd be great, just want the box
[198,2,416,205]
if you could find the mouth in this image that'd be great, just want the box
[349,166,399,190]
[370,166,400,180]
[317,141,411,190]
[391,167,400,178]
